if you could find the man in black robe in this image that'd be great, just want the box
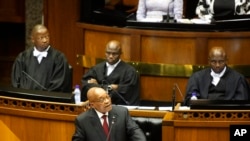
[184,46,250,106]
[81,40,140,105]
[11,24,71,92]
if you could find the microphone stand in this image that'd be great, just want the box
[164,0,175,23]
[105,116,115,141]
[172,85,176,111]
[174,83,184,101]
[22,71,47,90]
[101,80,129,105]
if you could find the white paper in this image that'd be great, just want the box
[158,106,173,111]
[137,106,156,110]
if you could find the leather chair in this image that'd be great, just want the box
[132,117,162,141]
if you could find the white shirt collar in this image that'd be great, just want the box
[210,66,227,78]
[95,109,108,118]
[33,46,50,57]
[106,59,121,68]
[210,66,227,86]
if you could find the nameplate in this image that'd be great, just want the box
[230,125,250,141]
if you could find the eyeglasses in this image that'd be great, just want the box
[210,60,226,65]
[93,95,111,103]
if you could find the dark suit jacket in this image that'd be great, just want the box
[72,105,146,141]
[184,67,250,105]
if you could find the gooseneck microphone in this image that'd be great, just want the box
[22,71,47,90]
[105,116,116,141]
[166,0,175,23]
[101,80,129,105]
[174,83,184,101]
[172,84,176,111]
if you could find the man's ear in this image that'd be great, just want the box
[89,102,94,108]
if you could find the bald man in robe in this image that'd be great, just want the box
[11,24,71,92]
[184,46,250,105]
[81,40,140,105]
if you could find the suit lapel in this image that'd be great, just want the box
[89,109,107,140]
[108,109,118,141]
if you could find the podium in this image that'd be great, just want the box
[162,106,250,141]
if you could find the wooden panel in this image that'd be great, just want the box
[0,115,75,141]
[0,121,20,141]
[207,38,250,65]
[141,36,197,64]
[84,30,132,60]
[44,0,83,88]
[140,77,187,102]
[174,127,228,141]
[163,110,250,141]
[0,0,25,23]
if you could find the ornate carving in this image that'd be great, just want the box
[174,110,250,121]
[0,96,90,114]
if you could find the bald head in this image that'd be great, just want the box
[209,46,227,59]
[31,24,48,37]
[208,46,227,73]
[105,40,122,65]
[106,40,122,53]
[87,87,106,102]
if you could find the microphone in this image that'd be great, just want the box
[22,71,47,90]
[164,0,175,23]
[105,116,116,141]
[112,89,130,105]
[174,83,184,101]
[172,84,176,111]
[101,80,129,105]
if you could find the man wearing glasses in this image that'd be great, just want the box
[72,87,146,141]
[81,40,140,105]
[184,46,250,106]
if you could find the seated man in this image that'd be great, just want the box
[72,87,146,141]
[184,46,250,106]
[81,40,140,106]
[11,24,71,92]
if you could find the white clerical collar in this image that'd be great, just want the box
[33,46,50,63]
[33,46,50,56]
[210,66,227,86]
[106,59,121,68]
[106,60,120,76]
[210,66,227,78]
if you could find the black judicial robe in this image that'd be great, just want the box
[184,67,250,105]
[81,61,140,105]
[11,47,71,92]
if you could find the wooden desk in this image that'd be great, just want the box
[0,120,20,141]
[0,95,168,141]
[162,109,250,141]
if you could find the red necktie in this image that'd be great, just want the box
[102,115,109,136]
